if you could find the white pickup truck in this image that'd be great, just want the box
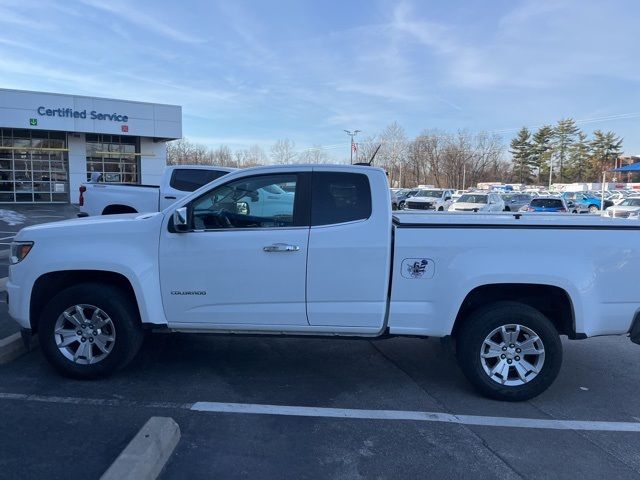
[7,164,640,401]
[78,165,235,216]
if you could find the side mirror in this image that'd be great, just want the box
[445,196,451,201]
[236,201,249,215]
[250,192,259,203]
[173,206,189,232]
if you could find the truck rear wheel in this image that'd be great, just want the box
[38,283,144,379]
[456,301,562,401]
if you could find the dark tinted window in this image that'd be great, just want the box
[530,198,564,208]
[170,169,230,192]
[312,172,372,226]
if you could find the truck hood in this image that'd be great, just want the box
[451,202,486,210]
[14,212,163,240]
[607,206,640,212]
[410,197,440,202]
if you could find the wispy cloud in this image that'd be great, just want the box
[79,0,205,44]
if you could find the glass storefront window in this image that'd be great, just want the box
[0,129,69,203]
[85,134,139,184]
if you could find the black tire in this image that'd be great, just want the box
[38,283,144,379]
[504,206,511,212]
[456,301,562,401]
[438,206,444,211]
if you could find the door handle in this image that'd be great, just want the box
[164,196,177,200]
[263,243,300,252]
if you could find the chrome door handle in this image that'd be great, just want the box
[263,243,300,252]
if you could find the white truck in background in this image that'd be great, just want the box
[78,165,236,216]
[8,164,640,401]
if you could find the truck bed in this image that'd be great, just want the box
[392,211,640,229]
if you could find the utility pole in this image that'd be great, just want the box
[344,129,360,164]
[462,164,466,190]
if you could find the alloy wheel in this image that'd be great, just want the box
[54,304,116,365]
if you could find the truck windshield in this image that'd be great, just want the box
[458,194,487,204]
[415,190,442,198]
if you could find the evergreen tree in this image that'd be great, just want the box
[509,127,535,183]
[590,130,623,177]
[532,125,554,184]
[552,118,580,182]
[567,131,591,182]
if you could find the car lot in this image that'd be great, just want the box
[2,205,640,479]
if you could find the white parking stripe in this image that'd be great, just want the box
[0,392,639,432]
[191,402,640,432]
[0,236,15,241]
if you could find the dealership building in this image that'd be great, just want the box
[0,88,181,204]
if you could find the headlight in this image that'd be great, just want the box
[10,241,33,264]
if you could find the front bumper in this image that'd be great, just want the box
[6,280,30,330]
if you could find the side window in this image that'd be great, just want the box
[312,172,372,226]
[189,174,300,230]
[169,169,229,192]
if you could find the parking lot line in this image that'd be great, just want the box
[0,236,14,241]
[1,392,639,433]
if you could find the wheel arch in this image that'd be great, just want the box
[30,270,142,333]
[102,204,138,215]
[451,283,577,339]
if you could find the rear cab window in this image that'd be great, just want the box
[531,198,564,208]
[169,169,229,192]
[311,172,372,226]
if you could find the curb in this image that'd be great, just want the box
[0,332,38,365]
[100,417,181,480]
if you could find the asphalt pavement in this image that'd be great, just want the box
[1,332,639,479]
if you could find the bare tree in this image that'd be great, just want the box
[270,139,297,164]
[378,122,408,187]
[166,138,196,165]
[298,145,329,164]
[235,144,268,167]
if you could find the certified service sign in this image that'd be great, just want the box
[401,258,435,279]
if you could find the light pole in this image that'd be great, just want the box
[344,129,360,164]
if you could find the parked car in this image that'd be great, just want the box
[603,196,640,219]
[390,189,399,210]
[397,188,419,209]
[561,192,613,213]
[501,193,533,212]
[448,192,505,212]
[9,164,640,402]
[79,165,236,216]
[404,188,454,211]
[521,196,569,213]
[451,189,466,201]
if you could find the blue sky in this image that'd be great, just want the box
[0,0,638,158]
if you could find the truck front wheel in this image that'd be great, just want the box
[456,301,562,401]
[38,283,144,379]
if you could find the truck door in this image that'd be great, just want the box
[306,169,392,329]
[159,171,311,327]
